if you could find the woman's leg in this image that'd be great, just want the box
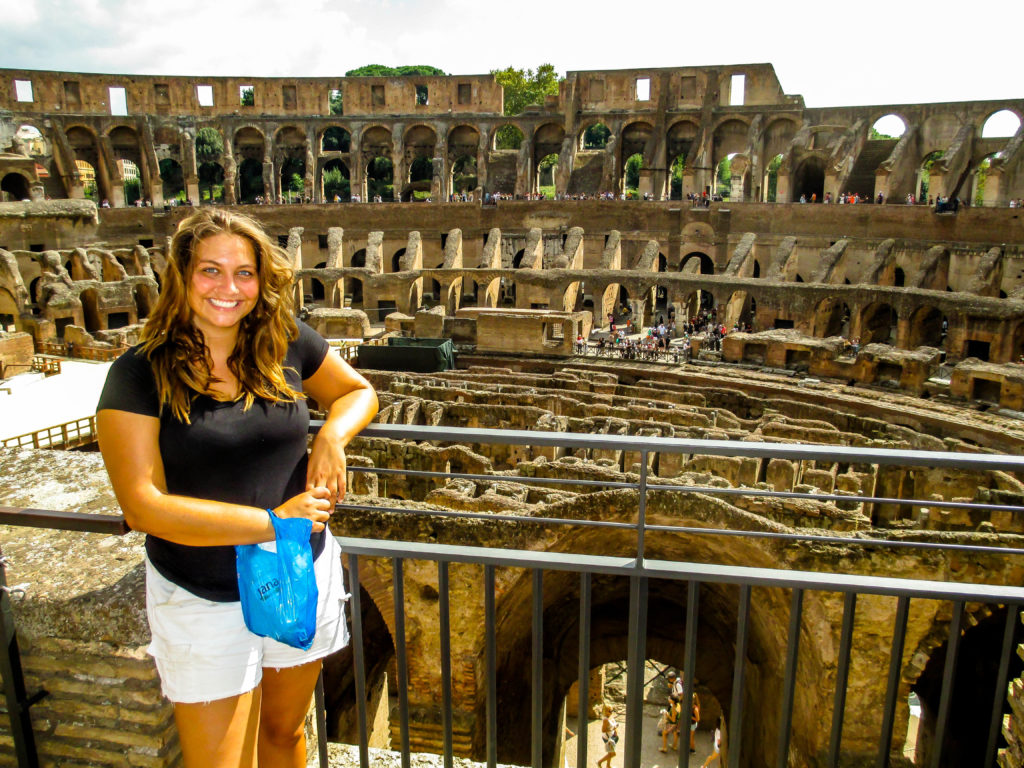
[174,689,261,768]
[258,660,323,767]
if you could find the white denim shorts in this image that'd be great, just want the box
[145,533,349,704]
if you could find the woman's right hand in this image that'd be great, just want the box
[274,486,333,532]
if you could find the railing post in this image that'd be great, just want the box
[0,545,43,768]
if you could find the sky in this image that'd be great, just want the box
[3,0,1022,110]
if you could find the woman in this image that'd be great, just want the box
[97,209,378,768]
[598,703,618,768]
[660,693,681,752]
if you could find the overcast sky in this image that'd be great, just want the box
[4,0,1022,110]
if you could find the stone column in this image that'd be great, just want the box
[476,131,489,196]
[262,136,274,202]
[181,132,199,205]
[514,136,532,198]
[305,136,316,203]
[348,127,363,202]
[222,139,237,205]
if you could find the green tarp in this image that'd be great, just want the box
[357,337,454,372]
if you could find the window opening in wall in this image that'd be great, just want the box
[14,80,33,102]
[277,235,289,247]
[240,85,254,106]
[154,83,170,106]
[730,74,745,106]
[635,77,650,102]
[589,79,605,101]
[982,109,1021,138]
[29,244,44,253]
[457,83,471,105]
[318,234,329,249]
[371,85,385,107]
[329,89,343,115]
[108,86,128,116]
[415,85,429,106]
[196,85,214,107]
[139,239,154,248]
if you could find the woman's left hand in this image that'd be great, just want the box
[307,433,347,506]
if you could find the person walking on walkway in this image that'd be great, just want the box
[598,704,618,768]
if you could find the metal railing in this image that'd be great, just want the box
[4,424,1024,768]
[0,416,97,450]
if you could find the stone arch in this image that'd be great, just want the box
[482,277,501,308]
[906,305,947,349]
[979,109,1022,138]
[345,276,364,310]
[667,120,698,199]
[403,124,437,164]
[321,158,350,202]
[533,123,565,192]
[683,289,715,318]
[871,113,909,138]
[79,286,101,332]
[578,121,611,151]
[447,124,479,160]
[66,125,107,201]
[320,126,351,153]
[680,252,714,275]
[792,155,826,203]
[450,156,477,195]
[233,126,267,161]
[711,118,749,166]
[236,157,263,203]
[461,277,480,307]
[859,302,897,345]
[366,156,394,201]
[275,126,307,201]
[917,150,944,202]
[492,123,524,151]
[724,289,755,330]
[350,249,367,269]
[763,118,798,162]
[158,158,184,203]
[0,172,31,202]
[812,296,850,338]
[360,125,392,158]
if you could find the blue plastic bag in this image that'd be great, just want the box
[235,510,318,650]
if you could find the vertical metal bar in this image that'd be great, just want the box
[828,592,857,768]
[346,552,370,768]
[577,572,592,768]
[314,670,329,768]
[775,588,804,768]
[438,561,453,768]
[876,595,910,768]
[929,600,963,768]
[485,564,497,768]
[680,580,700,768]
[728,585,752,768]
[532,568,543,768]
[393,558,411,768]
[985,605,1020,767]
[637,451,649,561]
[0,548,40,768]
[624,575,649,768]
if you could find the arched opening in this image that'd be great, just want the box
[669,155,686,200]
[623,153,643,197]
[981,110,1021,138]
[667,121,697,200]
[275,126,307,202]
[390,250,406,273]
[680,252,714,275]
[159,158,185,203]
[512,249,526,269]
[403,156,433,202]
[322,159,350,202]
[657,254,667,273]
[198,161,225,203]
[714,155,734,200]
[764,154,783,202]
[812,297,850,338]
[403,125,437,202]
[907,306,947,349]
[117,159,142,205]
[0,173,30,202]
[67,126,106,202]
[367,157,394,202]
[752,260,761,279]
[237,157,264,204]
[133,284,154,319]
[580,122,610,150]
[537,154,558,198]
[971,153,1002,207]
[792,156,825,204]
[494,123,524,151]
[15,124,45,156]
[280,156,305,202]
[79,287,101,332]
[321,126,351,153]
[871,114,907,139]
[109,126,143,205]
[912,607,1023,767]
[350,249,367,269]
[233,127,266,202]
[917,151,944,202]
[310,263,327,302]
[724,290,755,330]
[860,303,897,345]
[533,123,565,195]
[894,267,905,287]
[500,280,516,308]
[345,277,364,310]
[683,290,715,319]
[462,279,480,308]
[451,156,477,195]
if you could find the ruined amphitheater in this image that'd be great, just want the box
[2,64,1024,768]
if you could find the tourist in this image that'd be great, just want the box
[598,704,618,768]
[95,209,379,768]
[660,693,682,752]
[700,718,722,767]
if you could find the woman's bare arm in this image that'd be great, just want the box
[303,350,379,505]
[97,409,332,545]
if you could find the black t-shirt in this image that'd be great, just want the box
[97,320,330,601]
